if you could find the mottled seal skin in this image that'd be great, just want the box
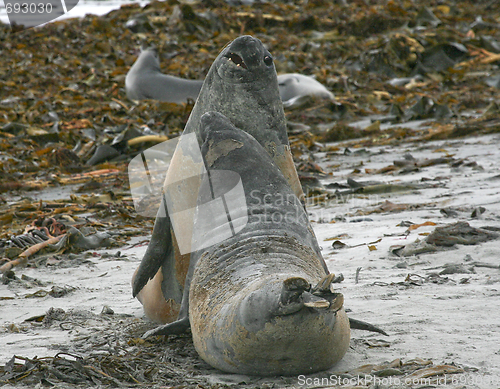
[277,73,334,103]
[125,47,203,104]
[132,36,306,328]
[188,111,350,376]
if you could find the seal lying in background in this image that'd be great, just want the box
[132,35,306,328]
[125,47,334,105]
[184,111,350,376]
[277,73,334,104]
[125,47,203,104]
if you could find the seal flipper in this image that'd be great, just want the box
[142,316,190,338]
[132,196,183,305]
[279,276,387,335]
[277,277,310,315]
[312,274,387,335]
[132,205,171,297]
[349,317,388,336]
[276,277,345,315]
[142,234,201,337]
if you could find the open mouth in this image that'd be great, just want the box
[225,52,247,69]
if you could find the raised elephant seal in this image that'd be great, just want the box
[125,47,203,104]
[174,111,350,376]
[132,35,306,328]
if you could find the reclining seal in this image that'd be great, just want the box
[125,47,334,105]
[125,47,203,104]
[278,73,334,101]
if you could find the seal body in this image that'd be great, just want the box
[191,238,350,375]
[125,48,333,105]
[125,48,203,104]
[186,112,350,376]
[133,36,306,325]
[277,73,334,103]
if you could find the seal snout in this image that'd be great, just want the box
[225,35,273,70]
[277,277,310,315]
[225,52,248,69]
[277,275,345,315]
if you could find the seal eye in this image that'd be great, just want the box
[263,55,273,67]
[226,53,247,69]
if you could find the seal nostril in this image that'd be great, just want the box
[263,55,273,67]
[226,53,247,69]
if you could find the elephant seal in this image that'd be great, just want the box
[170,111,351,376]
[132,36,386,341]
[125,47,203,104]
[132,36,306,328]
[277,73,334,105]
[125,48,333,105]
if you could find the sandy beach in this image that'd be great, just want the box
[2,131,499,388]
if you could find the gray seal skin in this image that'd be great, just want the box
[277,73,334,103]
[187,111,350,376]
[132,36,307,329]
[125,48,334,105]
[125,47,203,104]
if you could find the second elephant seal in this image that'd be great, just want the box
[185,111,350,376]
